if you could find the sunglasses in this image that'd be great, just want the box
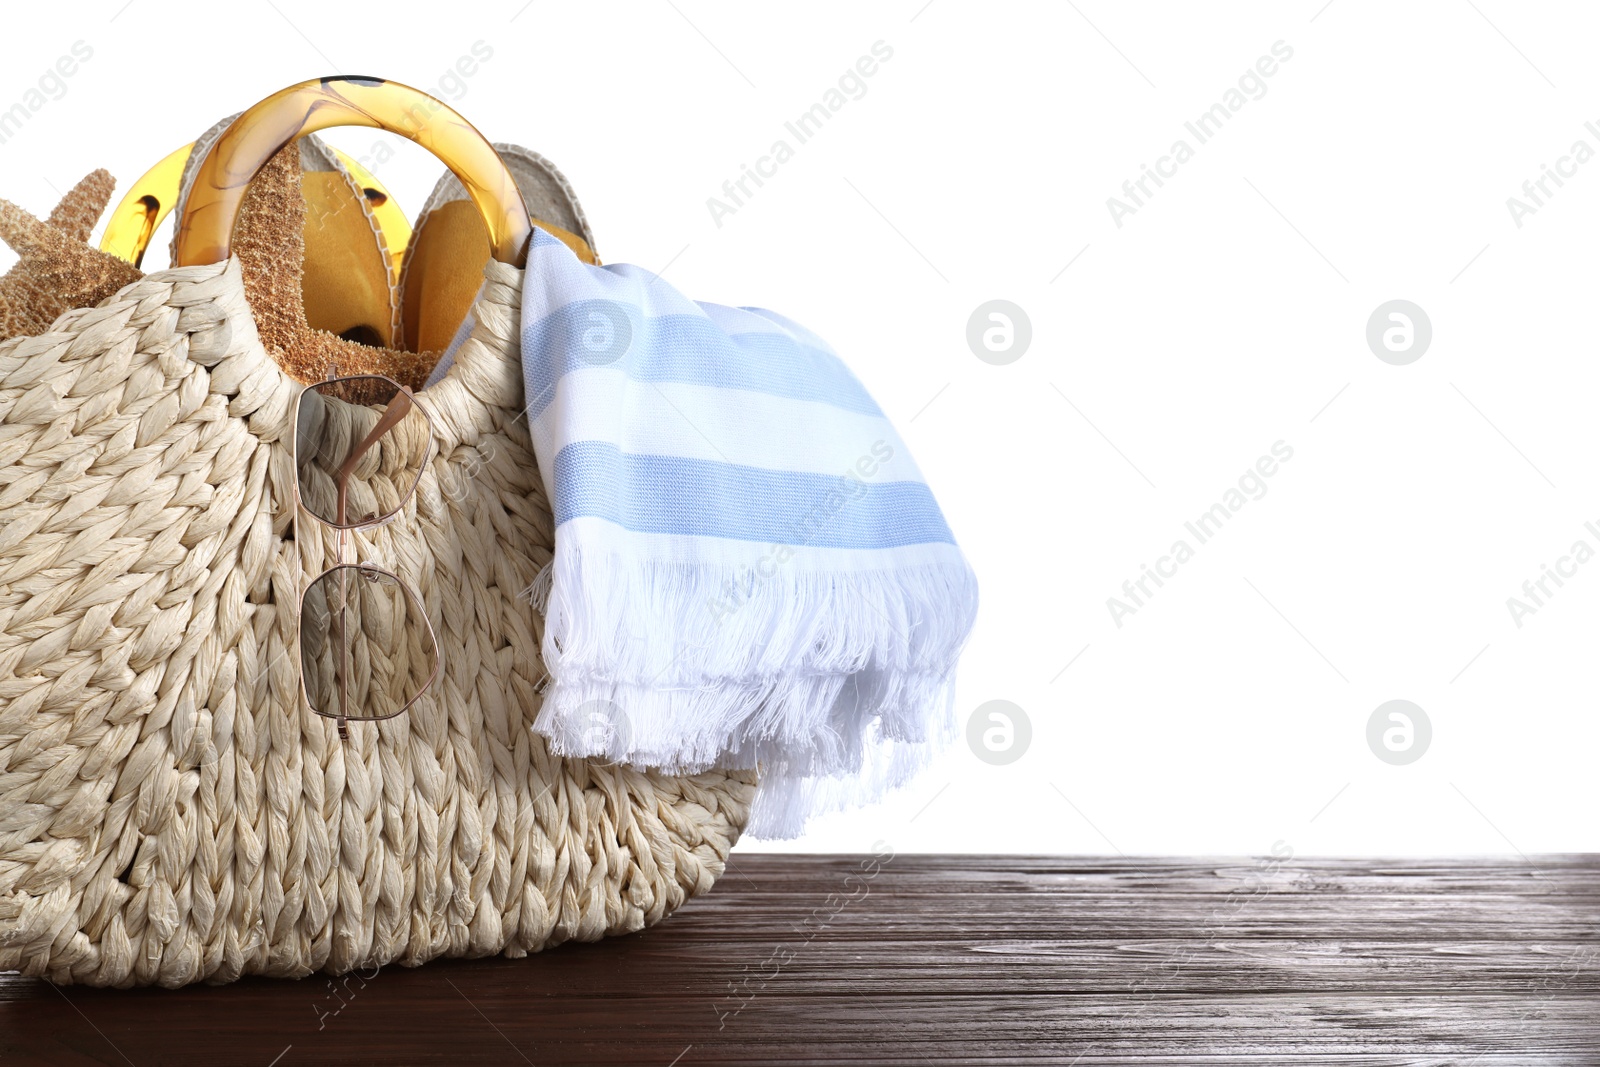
[293,374,442,738]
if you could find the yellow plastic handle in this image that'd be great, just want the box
[174,76,529,269]
[100,143,191,268]
[336,152,413,282]
[103,141,413,278]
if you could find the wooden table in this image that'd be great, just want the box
[2,855,1596,1065]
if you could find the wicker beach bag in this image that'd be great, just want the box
[0,78,755,987]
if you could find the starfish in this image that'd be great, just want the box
[3,154,442,387]
[232,143,440,388]
[0,170,143,340]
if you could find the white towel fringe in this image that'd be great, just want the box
[526,544,978,838]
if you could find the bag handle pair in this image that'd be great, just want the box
[101,140,411,278]
[173,76,531,270]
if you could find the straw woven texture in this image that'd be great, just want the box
[0,257,755,987]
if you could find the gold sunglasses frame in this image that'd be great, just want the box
[292,374,442,738]
[178,77,529,736]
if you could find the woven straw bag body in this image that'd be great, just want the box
[0,254,755,987]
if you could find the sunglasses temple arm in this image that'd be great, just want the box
[336,529,349,740]
[332,563,345,739]
[332,389,417,520]
[318,387,418,740]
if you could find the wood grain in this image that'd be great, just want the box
[1,854,1595,1065]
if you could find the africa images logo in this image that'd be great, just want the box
[706,41,895,227]
[0,41,93,147]
[1105,40,1294,228]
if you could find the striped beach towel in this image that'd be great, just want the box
[503,228,978,837]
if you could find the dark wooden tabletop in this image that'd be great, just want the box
[2,854,1596,1065]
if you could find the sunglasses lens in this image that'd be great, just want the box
[295,376,429,529]
[299,565,439,723]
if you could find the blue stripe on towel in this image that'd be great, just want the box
[551,441,955,548]
[521,305,883,419]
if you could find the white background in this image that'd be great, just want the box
[2,1,1596,856]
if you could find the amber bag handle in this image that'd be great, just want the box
[100,144,191,268]
[174,76,530,269]
[105,139,412,278]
